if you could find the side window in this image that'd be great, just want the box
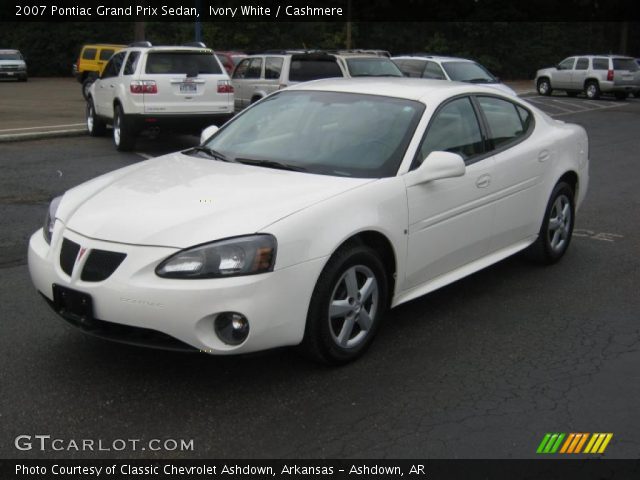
[232,58,250,79]
[397,59,425,78]
[101,51,125,78]
[477,96,532,150]
[422,61,446,80]
[99,49,115,61]
[575,58,589,70]
[558,58,575,70]
[246,58,263,79]
[592,58,608,70]
[265,57,284,80]
[82,48,97,60]
[123,51,140,76]
[417,97,484,165]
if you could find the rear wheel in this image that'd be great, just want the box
[299,244,388,364]
[86,98,106,137]
[113,104,136,151]
[537,78,552,96]
[584,81,600,100]
[526,182,575,264]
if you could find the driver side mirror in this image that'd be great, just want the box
[404,151,466,187]
[200,125,219,144]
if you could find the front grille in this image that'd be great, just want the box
[59,239,80,276]
[81,250,126,282]
[0,65,20,71]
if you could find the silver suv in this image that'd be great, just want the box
[232,52,345,111]
[86,42,234,151]
[535,55,640,99]
[0,49,27,81]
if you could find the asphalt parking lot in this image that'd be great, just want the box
[1,94,639,460]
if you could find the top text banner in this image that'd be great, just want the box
[5,0,640,21]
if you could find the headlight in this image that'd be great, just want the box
[155,234,277,279]
[43,196,62,244]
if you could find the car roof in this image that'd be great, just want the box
[136,46,213,53]
[82,44,126,48]
[0,49,21,54]
[392,55,475,63]
[286,77,507,103]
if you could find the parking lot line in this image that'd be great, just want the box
[549,99,591,110]
[0,123,85,133]
[551,103,622,117]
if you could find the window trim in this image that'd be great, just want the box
[471,93,536,158]
[410,93,488,171]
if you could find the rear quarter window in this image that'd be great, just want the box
[592,58,608,70]
[99,49,115,61]
[477,96,533,150]
[145,52,223,75]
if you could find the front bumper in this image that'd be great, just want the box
[28,225,326,354]
[0,70,27,79]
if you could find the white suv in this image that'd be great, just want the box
[86,42,234,151]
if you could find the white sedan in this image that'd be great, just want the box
[28,78,589,364]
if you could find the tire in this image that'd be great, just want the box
[537,78,552,96]
[526,182,575,264]
[566,91,579,97]
[86,98,106,137]
[113,104,136,151]
[614,91,627,100]
[299,244,389,365]
[584,81,600,100]
[81,75,96,100]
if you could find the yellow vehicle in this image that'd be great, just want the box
[74,44,125,99]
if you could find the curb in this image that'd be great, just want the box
[0,128,87,143]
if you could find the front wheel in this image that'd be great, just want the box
[537,78,552,96]
[299,244,388,364]
[113,104,136,151]
[585,81,600,100]
[526,182,575,264]
[86,99,106,136]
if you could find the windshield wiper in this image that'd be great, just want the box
[186,146,231,162]
[467,78,493,83]
[235,158,307,172]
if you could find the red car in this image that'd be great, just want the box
[216,51,247,75]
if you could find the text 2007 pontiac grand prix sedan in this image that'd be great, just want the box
[29,78,589,364]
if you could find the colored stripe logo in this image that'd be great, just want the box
[537,433,613,454]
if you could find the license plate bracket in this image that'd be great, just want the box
[52,284,94,324]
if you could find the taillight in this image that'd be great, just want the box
[607,69,614,81]
[130,80,157,94]
[217,80,233,93]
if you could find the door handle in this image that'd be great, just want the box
[109,84,114,88]
[538,150,551,162]
[475,174,491,189]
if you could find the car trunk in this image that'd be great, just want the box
[612,58,640,87]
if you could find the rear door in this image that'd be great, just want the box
[231,57,262,110]
[141,49,232,114]
[570,57,589,90]
[93,51,126,117]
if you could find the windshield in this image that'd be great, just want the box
[204,90,424,178]
[441,61,496,83]
[0,52,22,61]
[346,58,404,77]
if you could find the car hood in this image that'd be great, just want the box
[61,152,374,248]
[483,82,518,96]
[0,60,26,67]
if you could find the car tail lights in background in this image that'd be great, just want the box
[217,80,233,93]
[607,69,614,81]
[130,80,157,94]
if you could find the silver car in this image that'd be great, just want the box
[535,55,640,99]
[0,49,27,81]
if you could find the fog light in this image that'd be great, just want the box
[214,312,249,345]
